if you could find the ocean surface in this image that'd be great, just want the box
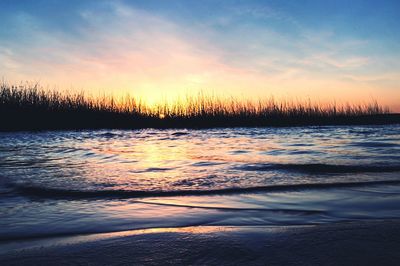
[1,125,400,242]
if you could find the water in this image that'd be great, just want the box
[1,125,400,241]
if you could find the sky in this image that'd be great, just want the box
[0,0,399,110]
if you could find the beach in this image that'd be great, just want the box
[1,220,400,265]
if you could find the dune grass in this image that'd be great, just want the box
[0,83,398,131]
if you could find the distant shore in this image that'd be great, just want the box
[2,113,400,132]
[1,220,400,266]
[1,84,399,131]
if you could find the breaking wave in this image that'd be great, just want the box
[12,179,400,199]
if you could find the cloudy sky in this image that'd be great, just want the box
[0,0,399,109]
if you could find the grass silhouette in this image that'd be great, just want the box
[1,84,398,131]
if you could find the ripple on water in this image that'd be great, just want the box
[1,125,400,239]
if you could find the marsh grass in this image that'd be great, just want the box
[0,84,397,131]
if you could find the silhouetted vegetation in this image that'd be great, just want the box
[1,84,398,131]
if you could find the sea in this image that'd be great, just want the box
[1,125,400,242]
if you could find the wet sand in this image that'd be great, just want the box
[1,219,399,266]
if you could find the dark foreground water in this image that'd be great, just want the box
[1,125,400,241]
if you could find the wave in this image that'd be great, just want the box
[238,163,400,174]
[171,131,189,136]
[134,200,324,214]
[12,179,400,200]
[349,141,399,148]
[191,161,225,167]
[130,167,173,173]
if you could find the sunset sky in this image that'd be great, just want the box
[0,0,399,110]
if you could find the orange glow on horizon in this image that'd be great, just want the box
[5,77,399,113]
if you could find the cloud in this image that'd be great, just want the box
[0,3,219,90]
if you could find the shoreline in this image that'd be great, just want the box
[1,114,400,132]
[1,219,400,265]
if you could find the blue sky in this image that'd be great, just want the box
[1,0,399,109]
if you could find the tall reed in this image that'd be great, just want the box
[0,83,395,131]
